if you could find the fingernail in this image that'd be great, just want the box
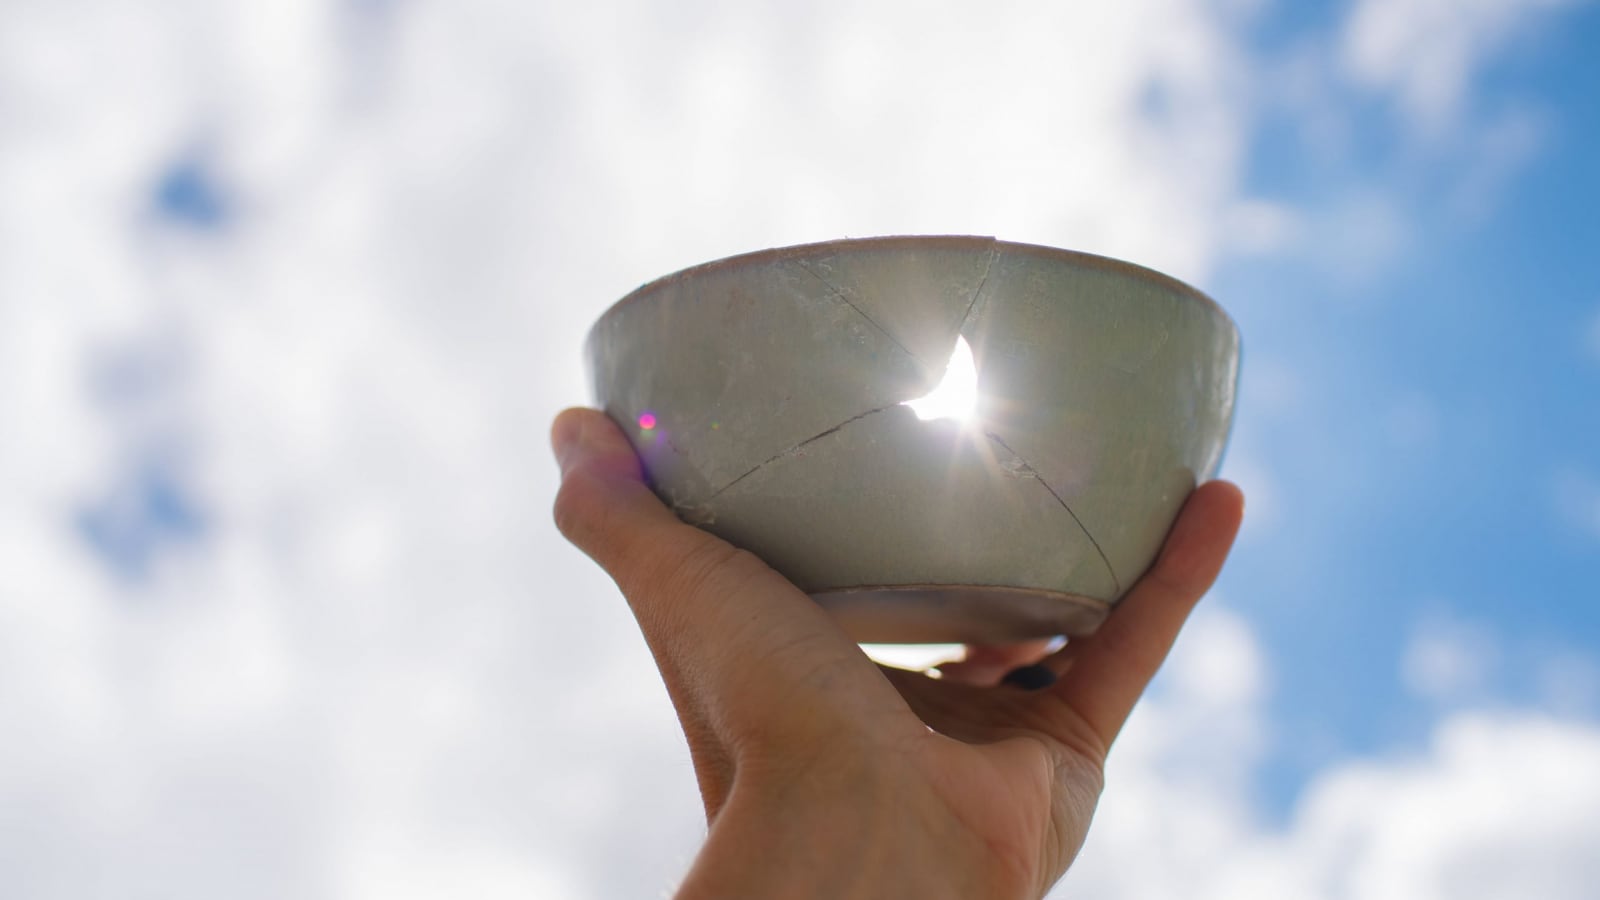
[1001,664,1057,691]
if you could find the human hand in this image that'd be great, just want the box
[552,407,1244,899]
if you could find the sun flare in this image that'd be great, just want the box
[902,335,978,424]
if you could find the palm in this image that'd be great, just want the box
[874,653,1117,895]
[552,407,1244,899]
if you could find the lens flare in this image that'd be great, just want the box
[903,335,978,423]
[638,411,657,430]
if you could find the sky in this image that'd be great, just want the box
[1,0,1597,897]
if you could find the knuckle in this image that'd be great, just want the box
[1090,621,1142,660]
[552,469,630,563]
[552,469,599,543]
[1082,624,1167,689]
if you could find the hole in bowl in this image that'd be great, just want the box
[902,335,977,425]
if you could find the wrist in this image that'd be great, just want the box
[676,753,1030,900]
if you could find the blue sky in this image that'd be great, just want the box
[2,0,1598,897]
[1208,0,1600,810]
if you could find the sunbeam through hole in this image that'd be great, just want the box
[902,335,978,424]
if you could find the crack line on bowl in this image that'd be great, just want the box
[983,431,1122,596]
[795,259,930,371]
[696,402,902,503]
[953,242,999,338]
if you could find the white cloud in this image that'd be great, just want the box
[1221,198,1304,257]
[1240,2,1569,284]
[1220,450,1280,541]
[1062,610,1600,900]
[0,0,1259,894]
[1448,107,1548,220]
[336,832,579,900]
[2,1,1596,899]
[1241,356,1307,420]
[1535,652,1600,715]
[1401,615,1498,700]
[1552,467,1600,542]
[1340,0,1577,135]
[1400,612,1600,715]
[1286,713,1600,900]
[1060,606,1274,897]
[1310,190,1414,285]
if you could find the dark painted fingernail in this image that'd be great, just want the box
[1001,664,1057,690]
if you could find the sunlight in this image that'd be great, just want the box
[902,335,978,423]
[861,643,965,672]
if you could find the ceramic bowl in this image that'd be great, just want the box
[586,236,1238,643]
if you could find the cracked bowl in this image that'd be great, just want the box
[585,236,1239,643]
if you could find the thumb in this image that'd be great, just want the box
[551,406,685,551]
[552,408,747,628]
[550,408,913,746]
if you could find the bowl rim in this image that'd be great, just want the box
[588,235,1234,340]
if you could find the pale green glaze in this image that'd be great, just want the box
[586,236,1239,642]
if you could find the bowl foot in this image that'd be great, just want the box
[811,585,1110,644]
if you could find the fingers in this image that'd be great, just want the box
[551,406,693,567]
[936,639,1055,686]
[553,407,798,651]
[1047,480,1245,751]
[876,664,1021,743]
[552,407,915,746]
